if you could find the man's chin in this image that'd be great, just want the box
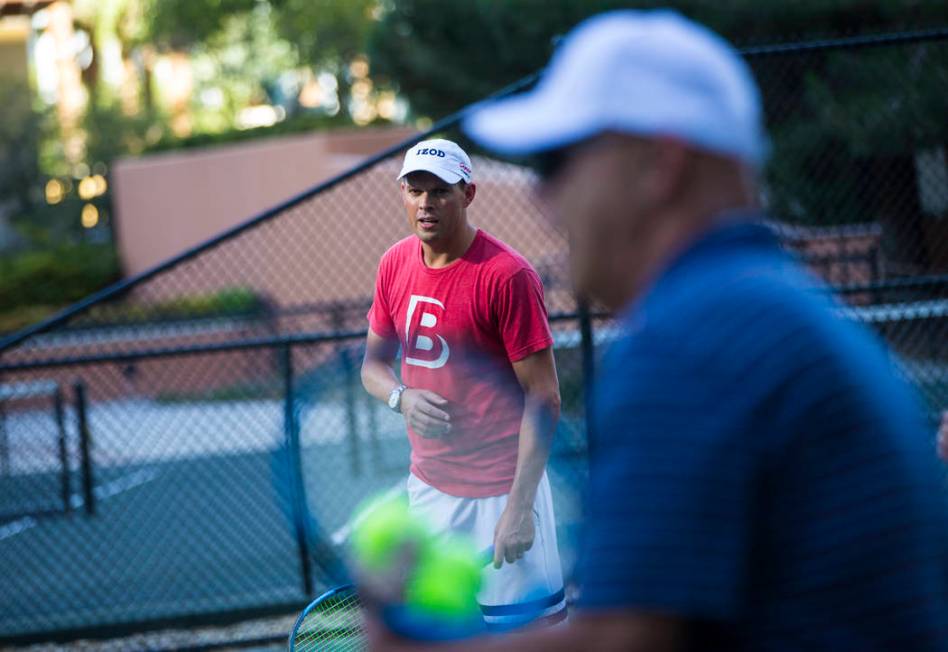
[414,229,440,243]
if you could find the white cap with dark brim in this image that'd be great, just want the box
[397,138,474,184]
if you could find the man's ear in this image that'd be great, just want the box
[463,182,477,207]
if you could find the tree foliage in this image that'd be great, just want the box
[367,0,948,241]
[368,0,948,120]
[136,0,259,51]
[0,242,119,332]
[270,0,376,72]
[0,76,42,218]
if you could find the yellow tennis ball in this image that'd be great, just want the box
[351,495,430,572]
[406,538,483,619]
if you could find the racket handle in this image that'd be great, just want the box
[481,545,495,568]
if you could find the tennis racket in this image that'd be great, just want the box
[289,584,363,652]
[289,545,495,651]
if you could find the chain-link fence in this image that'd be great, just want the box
[1,29,946,645]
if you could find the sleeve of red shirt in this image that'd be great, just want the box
[367,255,397,339]
[495,268,554,362]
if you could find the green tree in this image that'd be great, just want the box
[270,0,375,71]
[0,76,42,227]
[369,0,948,120]
[127,0,383,123]
[186,4,301,130]
[760,41,948,272]
[270,0,378,117]
[137,0,259,51]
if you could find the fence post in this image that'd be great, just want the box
[74,380,95,516]
[341,348,362,476]
[54,386,71,514]
[0,396,7,477]
[871,246,882,304]
[282,344,314,597]
[577,299,596,458]
[332,306,361,477]
[366,388,383,472]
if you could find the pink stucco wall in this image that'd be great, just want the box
[111,127,418,278]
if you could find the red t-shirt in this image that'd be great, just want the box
[367,229,553,498]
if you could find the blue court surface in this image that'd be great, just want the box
[0,397,585,641]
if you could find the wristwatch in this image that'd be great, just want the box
[388,384,408,413]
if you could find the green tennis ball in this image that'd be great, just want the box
[406,538,483,619]
[351,495,430,572]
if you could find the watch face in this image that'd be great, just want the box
[388,388,400,409]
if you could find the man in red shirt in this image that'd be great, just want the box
[361,139,566,627]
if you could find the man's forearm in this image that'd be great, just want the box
[362,359,401,404]
[368,611,684,652]
[507,395,559,509]
[370,616,580,652]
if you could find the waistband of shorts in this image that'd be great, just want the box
[409,467,513,498]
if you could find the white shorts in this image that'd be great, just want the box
[406,471,567,629]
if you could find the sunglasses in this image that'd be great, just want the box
[530,148,571,183]
[531,133,619,182]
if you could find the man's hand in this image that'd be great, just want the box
[493,504,535,568]
[401,389,451,438]
[938,411,948,462]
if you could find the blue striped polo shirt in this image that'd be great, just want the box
[577,221,948,650]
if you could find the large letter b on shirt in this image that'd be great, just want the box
[405,295,450,369]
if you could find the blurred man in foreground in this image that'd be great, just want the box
[368,9,948,651]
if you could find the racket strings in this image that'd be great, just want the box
[292,588,365,652]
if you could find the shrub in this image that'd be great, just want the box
[0,243,120,332]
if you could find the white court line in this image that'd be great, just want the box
[0,468,160,542]
[330,479,406,546]
[70,468,160,510]
[0,517,37,541]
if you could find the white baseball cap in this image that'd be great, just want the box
[397,138,474,184]
[464,10,767,167]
